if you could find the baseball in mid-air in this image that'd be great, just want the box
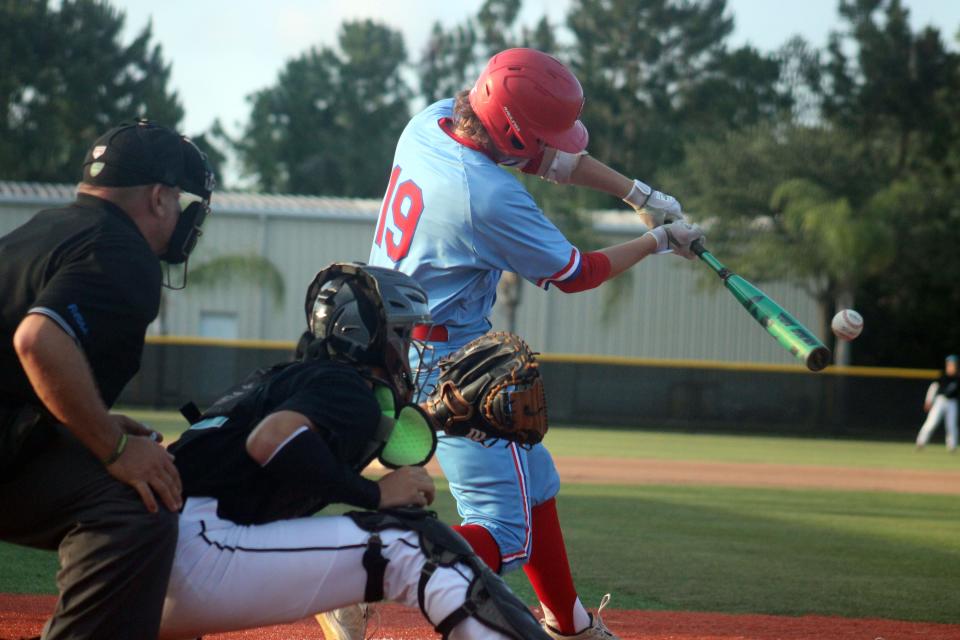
[831,309,864,341]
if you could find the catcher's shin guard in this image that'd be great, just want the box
[345,509,549,640]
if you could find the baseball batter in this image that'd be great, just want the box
[363,48,704,640]
[915,354,958,452]
[158,263,550,640]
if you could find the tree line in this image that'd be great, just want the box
[2,0,958,366]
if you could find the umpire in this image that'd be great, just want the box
[0,121,215,639]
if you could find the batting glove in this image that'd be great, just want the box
[624,179,685,228]
[644,222,704,260]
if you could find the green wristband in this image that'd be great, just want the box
[102,433,128,466]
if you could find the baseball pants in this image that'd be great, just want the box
[916,396,958,450]
[0,423,178,640]
[159,497,514,640]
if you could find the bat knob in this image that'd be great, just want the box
[806,347,831,372]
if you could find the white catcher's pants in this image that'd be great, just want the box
[916,396,958,450]
[159,497,511,640]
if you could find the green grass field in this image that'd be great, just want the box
[3,411,958,623]
[129,408,960,471]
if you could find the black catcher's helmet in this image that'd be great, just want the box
[301,262,431,403]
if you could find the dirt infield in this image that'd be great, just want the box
[2,596,959,640]
[552,456,960,494]
[3,457,959,639]
[411,455,960,495]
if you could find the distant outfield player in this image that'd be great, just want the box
[915,354,958,452]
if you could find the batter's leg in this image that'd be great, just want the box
[524,442,610,637]
[434,436,536,571]
[523,497,592,634]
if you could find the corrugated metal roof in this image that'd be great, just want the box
[0,181,649,228]
[0,181,77,204]
[0,181,381,220]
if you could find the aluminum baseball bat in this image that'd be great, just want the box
[690,240,831,372]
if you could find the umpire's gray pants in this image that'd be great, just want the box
[0,424,178,640]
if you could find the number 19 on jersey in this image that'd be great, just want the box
[374,165,424,262]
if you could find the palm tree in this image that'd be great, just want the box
[769,179,896,365]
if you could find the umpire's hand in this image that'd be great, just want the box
[106,415,182,514]
[377,466,436,508]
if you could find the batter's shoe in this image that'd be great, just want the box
[542,593,620,639]
[315,603,370,640]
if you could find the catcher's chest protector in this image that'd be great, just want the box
[175,362,295,450]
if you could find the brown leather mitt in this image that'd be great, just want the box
[422,332,548,447]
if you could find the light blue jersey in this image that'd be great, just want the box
[369,100,571,571]
[368,99,581,346]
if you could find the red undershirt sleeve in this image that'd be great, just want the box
[554,251,611,293]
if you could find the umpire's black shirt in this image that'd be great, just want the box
[0,194,161,422]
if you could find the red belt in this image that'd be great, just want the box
[412,324,448,342]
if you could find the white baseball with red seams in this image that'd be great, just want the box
[831,309,864,341]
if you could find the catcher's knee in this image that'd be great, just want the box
[345,509,548,640]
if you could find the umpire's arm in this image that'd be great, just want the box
[14,314,182,513]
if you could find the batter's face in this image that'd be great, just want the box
[946,360,957,375]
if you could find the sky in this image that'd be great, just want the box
[117,0,960,142]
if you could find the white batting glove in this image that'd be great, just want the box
[644,222,705,260]
[624,179,685,228]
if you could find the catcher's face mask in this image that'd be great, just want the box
[360,383,437,470]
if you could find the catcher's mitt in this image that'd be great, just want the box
[423,332,547,446]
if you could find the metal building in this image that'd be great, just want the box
[0,181,822,364]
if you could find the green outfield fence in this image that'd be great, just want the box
[121,337,938,439]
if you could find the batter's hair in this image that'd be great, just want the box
[453,90,493,152]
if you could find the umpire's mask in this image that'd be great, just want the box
[82,120,216,269]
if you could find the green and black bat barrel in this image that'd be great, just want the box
[691,240,831,372]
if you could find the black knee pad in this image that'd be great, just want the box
[345,509,548,639]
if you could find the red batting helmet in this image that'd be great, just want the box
[469,48,588,159]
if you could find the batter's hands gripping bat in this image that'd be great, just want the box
[691,240,831,372]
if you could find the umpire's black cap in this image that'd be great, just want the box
[81,120,215,199]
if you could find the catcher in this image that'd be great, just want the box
[157,262,549,640]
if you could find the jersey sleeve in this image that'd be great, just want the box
[470,175,581,290]
[29,232,161,405]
